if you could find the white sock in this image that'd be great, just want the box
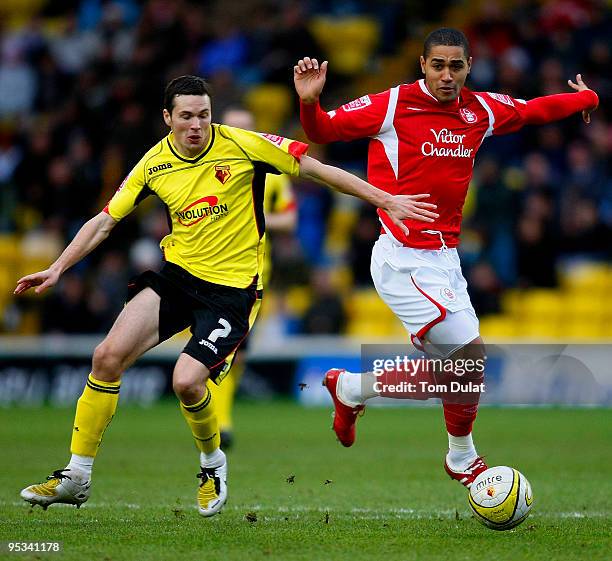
[200,448,225,469]
[446,433,478,469]
[66,454,94,479]
[337,371,379,406]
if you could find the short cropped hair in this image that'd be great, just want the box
[163,75,212,112]
[423,28,470,59]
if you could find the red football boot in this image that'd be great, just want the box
[322,368,365,447]
[444,456,488,488]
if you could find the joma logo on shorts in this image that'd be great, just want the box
[148,162,173,175]
[198,339,218,354]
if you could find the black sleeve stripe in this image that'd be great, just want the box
[134,184,155,206]
[251,161,268,238]
[163,204,172,233]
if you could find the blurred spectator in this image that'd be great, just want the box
[0,38,37,117]
[258,1,321,84]
[0,0,608,335]
[129,237,163,274]
[348,203,379,287]
[515,192,559,288]
[301,268,346,334]
[197,25,248,79]
[0,125,21,231]
[564,140,606,201]
[467,262,502,317]
[560,197,612,258]
[48,16,101,75]
[295,177,333,266]
[470,157,518,285]
[41,272,94,333]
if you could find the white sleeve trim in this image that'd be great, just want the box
[378,87,400,135]
[373,86,400,179]
[475,94,495,142]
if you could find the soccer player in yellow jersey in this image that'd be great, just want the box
[208,107,299,449]
[15,75,439,517]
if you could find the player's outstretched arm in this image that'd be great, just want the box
[14,211,118,295]
[299,155,438,235]
[523,74,598,125]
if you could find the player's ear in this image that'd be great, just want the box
[420,56,426,75]
[467,56,472,74]
[163,109,172,127]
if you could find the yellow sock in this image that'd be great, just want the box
[180,388,220,453]
[70,374,120,457]
[206,359,243,431]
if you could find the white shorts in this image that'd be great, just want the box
[370,234,479,355]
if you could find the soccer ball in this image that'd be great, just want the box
[468,466,533,530]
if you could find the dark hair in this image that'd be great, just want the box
[163,75,211,112]
[423,28,470,59]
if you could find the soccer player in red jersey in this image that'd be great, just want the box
[294,28,599,487]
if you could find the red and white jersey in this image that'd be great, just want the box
[321,80,530,249]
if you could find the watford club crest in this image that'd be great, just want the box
[215,164,231,184]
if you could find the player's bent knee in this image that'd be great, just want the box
[172,371,204,400]
[92,341,125,381]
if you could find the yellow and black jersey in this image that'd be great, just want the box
[104,125,308,290]
[264,173,296,216]
[262,173,296,285]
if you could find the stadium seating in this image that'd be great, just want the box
[479,265,612,340]
[309,16,380,75]
[244,84,293,134]
[0,0,45,28]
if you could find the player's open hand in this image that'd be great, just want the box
[294,57,328,104]
[568,74,597,124]
[14,269,60,295]
[382,194,439,236]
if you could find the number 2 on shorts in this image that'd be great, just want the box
[208,318,231,342]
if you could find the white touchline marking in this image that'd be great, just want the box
[3,500,608,519]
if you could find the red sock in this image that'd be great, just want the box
[377,360,434,400]
[443,402,479,436]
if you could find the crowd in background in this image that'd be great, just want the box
[0,0,610,335]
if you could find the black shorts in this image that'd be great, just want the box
[127,262,262,383]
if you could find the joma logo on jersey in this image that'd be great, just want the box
[176,196,229,226]
[421,128,473,158]
[148,162,173,175]
[214,164,231,184]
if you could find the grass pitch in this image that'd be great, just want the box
[0,401,610,560]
